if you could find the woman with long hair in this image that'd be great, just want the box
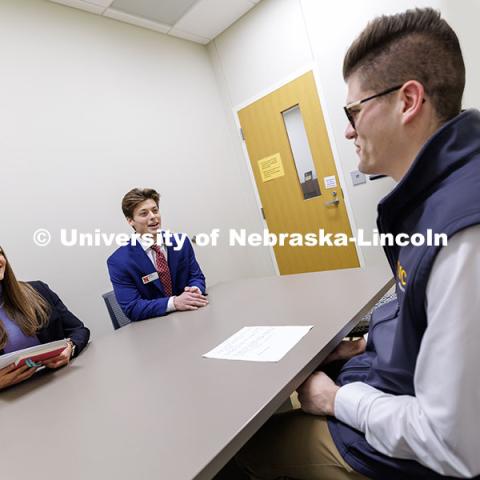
[0,245,90,390]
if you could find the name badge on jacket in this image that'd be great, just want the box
[142,272,159,284]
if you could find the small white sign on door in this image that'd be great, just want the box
[324,175,337,189]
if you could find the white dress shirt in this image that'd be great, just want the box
[335,225,480,477]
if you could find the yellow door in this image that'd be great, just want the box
[238,71,359,275]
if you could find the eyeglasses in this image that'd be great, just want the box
[344,85,403,130]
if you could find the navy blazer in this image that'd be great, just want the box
[0,281,90,357]
[107,235,206,321]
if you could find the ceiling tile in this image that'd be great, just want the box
[103,8,170,33]
[49,0,107,14]
[109,0,199,25]
[173,0,256,39]
[168,28,210,44]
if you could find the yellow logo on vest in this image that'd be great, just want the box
[397,261,407,292]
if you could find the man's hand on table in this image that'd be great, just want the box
[173,287,208,311]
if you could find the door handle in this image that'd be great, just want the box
[324,191,340,207]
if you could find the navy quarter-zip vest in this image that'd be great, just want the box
[328,110,480,480]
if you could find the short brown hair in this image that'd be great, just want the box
[121,188,160,218]
[343,8,465,122]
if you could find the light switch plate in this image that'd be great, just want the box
[350,170,367,186]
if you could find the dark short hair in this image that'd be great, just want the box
[121,188,160,218]
[343,8,465,122]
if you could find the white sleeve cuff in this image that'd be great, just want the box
[334,382,382,432]
[166,296,176,313]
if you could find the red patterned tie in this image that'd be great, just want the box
[150,244,173,296]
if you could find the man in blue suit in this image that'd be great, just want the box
[107,188,207,321]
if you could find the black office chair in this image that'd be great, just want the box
[102,291,131,330]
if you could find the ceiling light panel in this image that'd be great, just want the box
[104,8,170,33]
[173,0,256,39]
[110,0,200,25]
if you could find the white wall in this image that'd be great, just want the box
[440,0,480,109]
[0,0,274,338]
[209,0,313,108]
[209,0,458,270]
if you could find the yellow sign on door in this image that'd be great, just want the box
[258,153,285,182]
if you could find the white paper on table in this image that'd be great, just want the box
[203,326,314,362]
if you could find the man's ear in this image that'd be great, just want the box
[126,217,136,230]
[400,80,425,125]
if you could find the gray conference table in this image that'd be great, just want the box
[1,265,393,480]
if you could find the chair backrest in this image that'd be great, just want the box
[102,291,131,330]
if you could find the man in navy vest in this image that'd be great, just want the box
[225,7,480,480]
[107,188,207,321]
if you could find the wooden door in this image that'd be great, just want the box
[238,71,359,274]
